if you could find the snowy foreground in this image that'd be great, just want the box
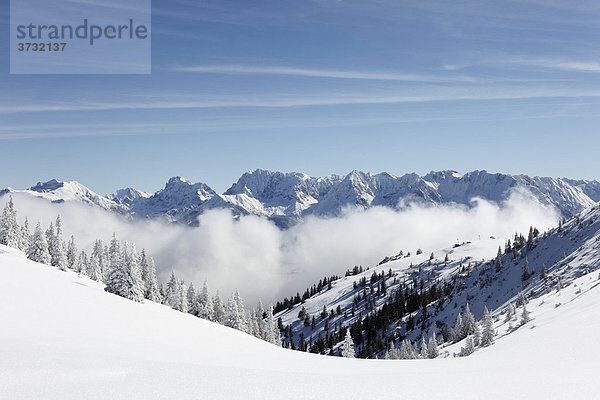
[0,244,598,400]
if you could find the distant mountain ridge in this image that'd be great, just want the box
[2,169,600,227]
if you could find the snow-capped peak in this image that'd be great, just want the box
[3,169,600,228]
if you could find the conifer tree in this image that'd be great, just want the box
[186,282,197,315]
[453,313,463,342]
[256,299,268,339]
[212,291,226,324]
[420,336,428,359]
[341,329,355,358]
[521,303,531,325]
[226,289,247,332]
[53,216,68,271]
[462,303,476,337]
[266,304,282,346]
[91,240,106,279]
[247,309,260,338]
[27,222,51,265]
[495,246,503,272]
[178,280,189,313]
[521,258,531,281]
[197,281,214,320]
[20,217,31,252]
[87,252,103,281]
[139,252,161,302]
[0,197,20,249]
[108,233,121,277]
[459,336,475,356]
[75,250,88,274]
[473,322,481,347]
[66,235,77,269]
[481,306,495,346]
[427,332,439,358]
[104,242,144,302]
[165,272,180,310]
[505,303,515,323]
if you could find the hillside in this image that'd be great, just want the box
[275,204,600,359]
[0,239,599,399]
[3,169,600,227]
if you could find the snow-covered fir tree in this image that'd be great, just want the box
[481,306,495,346]
[453,313,463,342]
[226,289,247,332]
[27,222,51,265]
[91,240,106,280]
[521,303,532,325]
[0,197,20,249]
[459,336,475,357]
[427,332,439,358]
[196,281,214,321]
[505,303,515,323]
[20,217,31,252]
[178,280,189,313]
[473,321,481,347]
[104,241,144,302]
[212,291,226,324]
[399,339,416,359]
[138,250,161,302]
[165,272,180,310]
[66,235,77,270]
[266,304,282,346]
[341,329,355,358]
[420,336,428,359]
[461,303,476,338]
[52,216,68,271]
[75,250,88,274]
[87,252,103,281]
[256,300,268,340]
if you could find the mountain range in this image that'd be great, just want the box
[2,169,600,227]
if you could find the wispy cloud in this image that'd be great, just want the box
[170,64,477,83]
[508,59,600,72]
[3,87,600,114]
[466,57,600,73]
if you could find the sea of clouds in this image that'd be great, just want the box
[3,187,559,305]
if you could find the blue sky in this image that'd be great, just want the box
[2,0,600,194]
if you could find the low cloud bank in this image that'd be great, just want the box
[3,188,559,305]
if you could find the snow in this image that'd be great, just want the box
[5,179,125,213]
[0,243,598,399]
[3,170,600,228]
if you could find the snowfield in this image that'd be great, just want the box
[0,244,598,399]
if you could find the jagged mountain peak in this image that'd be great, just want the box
[107,188,151,207]
[3,169,600,228]
[30,179,65,192]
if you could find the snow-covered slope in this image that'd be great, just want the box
[106,187,151,207]
[276,203,600,359]
[2,170,599,227]
[0,244,598,399]
[1,179,125,213]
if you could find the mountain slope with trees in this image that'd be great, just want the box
[274,203,600,359]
